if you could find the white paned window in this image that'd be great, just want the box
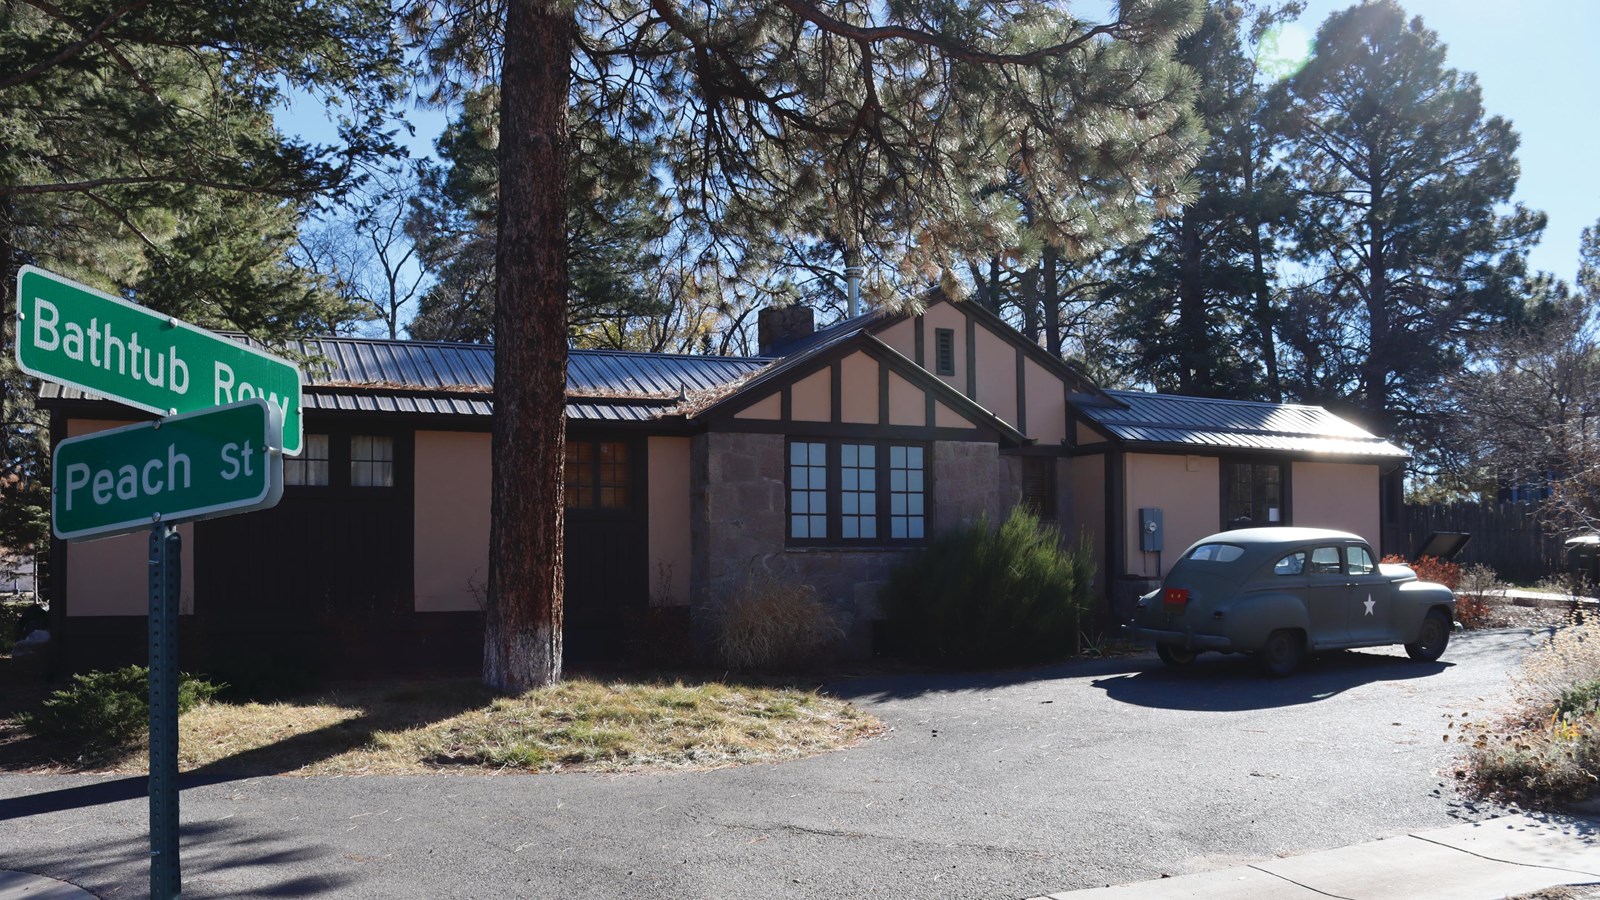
[840,443,877,540]
[350,435,394,487]
[789,441,827,539]
[889,444,925,540]
[284,434,330,486]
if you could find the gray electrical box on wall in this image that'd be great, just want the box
[1139,507,1163,552]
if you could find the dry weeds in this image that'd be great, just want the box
[1459,618,1600,806]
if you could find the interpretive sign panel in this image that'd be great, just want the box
[14,265,304,455]
[52,399,283,541]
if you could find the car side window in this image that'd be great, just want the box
[1274,552,1306,576]
[1309,546,1342,576]
[1346,545,1376,575]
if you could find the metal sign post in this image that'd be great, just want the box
[148,523,181,900]
[17,266,299,898]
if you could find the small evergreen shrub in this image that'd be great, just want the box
[1556,677,1600,719]
[22,665,223,748]
[715,564,843,670]
[881,507,1094,667]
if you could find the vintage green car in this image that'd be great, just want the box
[1125,527,1456,676]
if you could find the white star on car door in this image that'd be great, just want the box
[1363,595,1376,616]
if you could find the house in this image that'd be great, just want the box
[37,298,1408,676]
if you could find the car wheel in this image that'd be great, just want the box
[1405,610,1451,662]
[1156,644,1199,666]
[1256,629,1304,677]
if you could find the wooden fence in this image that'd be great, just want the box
[1401,501,1567,582]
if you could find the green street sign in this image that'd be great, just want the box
[14,265,305,455]
[52,399,284,541]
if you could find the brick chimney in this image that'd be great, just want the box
[757,306,815,356]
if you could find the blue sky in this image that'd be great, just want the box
[1290,0,1599,282]
[278,0,1598,284]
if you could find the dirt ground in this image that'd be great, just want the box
[1469,593,1594,632]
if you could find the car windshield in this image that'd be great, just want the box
[1187,543,1244,563]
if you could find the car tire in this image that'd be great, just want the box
[1156,644,1199,666]
[1405,610,1451,662]
[1257,629,1304,677]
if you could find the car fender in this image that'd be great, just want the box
[1394,581,1456,637]
[1216,591,1310,650]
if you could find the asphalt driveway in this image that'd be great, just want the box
[0,630,1539,899]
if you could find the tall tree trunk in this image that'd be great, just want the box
[1243,157,1280,402]
[485,1,571,692]
[986,255,1002,314]
[1043,246,1061,358]
[1177,208,1203,394]
[1364,178,1391,434]
[1019,262,1040,343]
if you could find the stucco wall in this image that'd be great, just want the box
[972,326,1018,425]
[690,431,1002,655]
[920,302,969,395]
[791,368,830,421]
[839,353,878,424]
[1024,358,1067,445]
[734,392,781,420]
[647,436,693,605]
[887,371,923,426]
[1067,454,1107,597]
[1292,461,1381,547]
[62,418,196,617]
[876,317,917,361]
[413,430,490,612]
[1123,453,1221,579]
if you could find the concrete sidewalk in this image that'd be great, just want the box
[0,870,95,899]
[1032,814,1600,900]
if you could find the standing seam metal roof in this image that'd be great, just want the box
[1079,390,1408,458]
[36,335,773,422]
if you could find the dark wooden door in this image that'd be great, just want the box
[193,426,413,681]
[563,434,648,661]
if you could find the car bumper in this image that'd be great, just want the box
[1121,623,1234,651]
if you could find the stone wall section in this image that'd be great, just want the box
[690,431,1004,656]
[932,441,1002,533]
[998,454,1023,519]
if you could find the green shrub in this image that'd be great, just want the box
[1557,678,1600,719]
[881,507,1094,667]
[22,665,223,748]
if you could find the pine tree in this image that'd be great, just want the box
[1275,0,1544,443]
[405,89,672,345]
[1108,0,1297,398]
[0,0,401,571]
[414,0,1208,691]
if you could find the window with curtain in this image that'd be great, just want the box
[350,435,394,487]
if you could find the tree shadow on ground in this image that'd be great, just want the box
[0,678,494,816]
[0,816,363,898]
[1089,649,1451,711]
[822,652,1151,703]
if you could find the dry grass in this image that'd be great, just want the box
[715,565,843,670]
[1459,619,1600,806]
[0,678,882,776]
